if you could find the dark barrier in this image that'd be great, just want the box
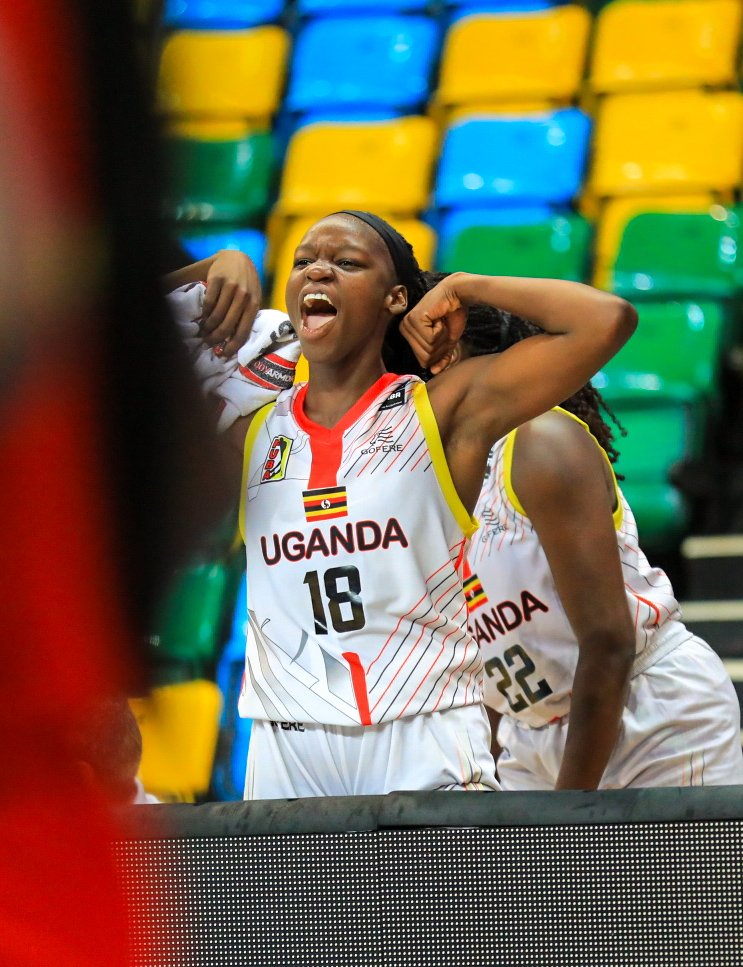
[114,788,743,966]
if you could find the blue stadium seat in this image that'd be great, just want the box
[284,15,441,115]
[443,0,558,23]
[433,109,591,212]
[163,0,284,28]
[179,228,268,284]
[212,575,252,801]
[296,0,430,17]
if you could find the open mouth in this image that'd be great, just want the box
[301,292,338,333]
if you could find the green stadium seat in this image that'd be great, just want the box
[163,124,274,224]
[620,481,691,551]
[608,208,742,302]
[612,399,696,550]
[612,397,696,483]
[438,214,592,279]
[149,559,234,668]
[593,300,726,407]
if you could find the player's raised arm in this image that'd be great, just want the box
[164,248,263,357]
[401,273,637,511]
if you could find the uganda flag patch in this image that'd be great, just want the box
[302,486,348,522]
[464,573,488,612]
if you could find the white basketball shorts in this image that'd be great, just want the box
[244,702,500,799]
[496,636,743,790]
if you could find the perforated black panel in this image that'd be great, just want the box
[113,818,743,966]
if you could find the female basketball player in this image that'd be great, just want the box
[414,274,743,790]
[174,211,636,799]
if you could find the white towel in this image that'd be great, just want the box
[167,281,301,431]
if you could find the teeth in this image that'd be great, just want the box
[303,292,335,309]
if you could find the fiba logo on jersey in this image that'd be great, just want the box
[262,435,293,482]
[361,426,402,455]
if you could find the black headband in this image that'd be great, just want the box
[333,210,421,290]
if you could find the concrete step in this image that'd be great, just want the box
[678,599,743,658]
[681,535,743,602]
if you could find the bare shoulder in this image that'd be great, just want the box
[511,410,607,504]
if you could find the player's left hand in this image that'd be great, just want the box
[200,250,263,357]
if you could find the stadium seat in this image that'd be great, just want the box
[612,396,699,474]
[296,0,430,16]
[593,300,727,406]
[212,575,252,801]
[448,0,555,12]
[433,6,591,111]
[163,122,275,224]
[438,213,592,278]
[163,0,284,28]
[433,109,592,212]
[586,91,743,201]
[149,559,234,668]
[284,15,441,115]
[589,0,742,95]
[130,680,223,802]
[610,397,696,548]
[608,209,742,302]
[274,116,438,217]
[620,480,691,552]
[179,227,268,284]
[158,27,291,124]
[270,215,437,310]
[592,194,718,288]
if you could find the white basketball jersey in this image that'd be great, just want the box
[238,374,483,727]
[466,408,693,728]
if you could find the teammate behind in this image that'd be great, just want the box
[419,274,743,789]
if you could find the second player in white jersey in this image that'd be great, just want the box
[419,268,743,789]
[468,408,693,729]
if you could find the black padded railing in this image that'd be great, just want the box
[114,788,743,966]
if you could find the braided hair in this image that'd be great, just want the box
[422,271,625,466]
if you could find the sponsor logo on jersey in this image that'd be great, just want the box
[239,352,296,392]
[260,517,409,565]
[262,435,293,482]
[480,508,506,535]
[302,485,348,522]
[379,386,405,411]
[270,721,305,732]
[463,573,488,612]
[361,426,403,455]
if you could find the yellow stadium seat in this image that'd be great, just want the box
[130,680,222,802]
[589,0,742,94]
[157,27,290,123]
[275,117,438,218]
[434,7,591,109]
[592,194,718,288]
[270,215,437,311]
[586,91,743,201]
